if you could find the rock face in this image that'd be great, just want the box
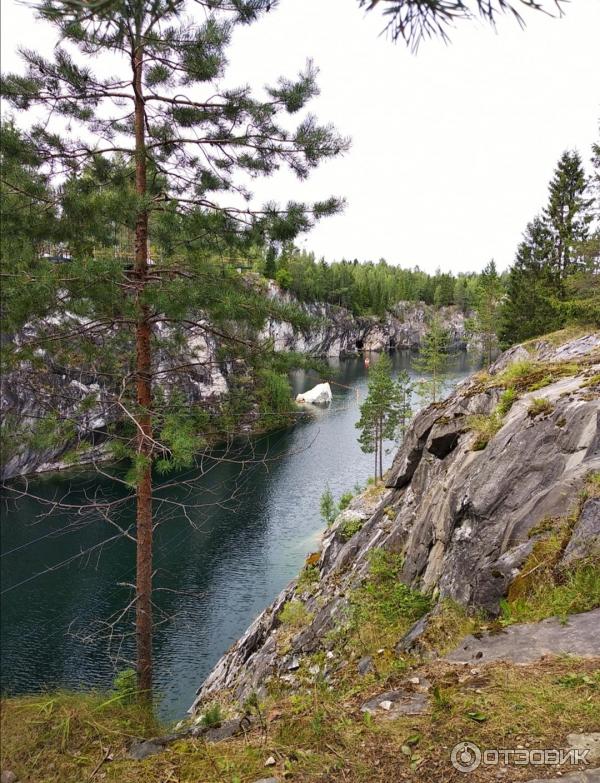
[192,333,600,709]
[0,317,230,481]
[1,284,469,480]
[261,282,470,357]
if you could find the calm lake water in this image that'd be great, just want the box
[0,351,476,719]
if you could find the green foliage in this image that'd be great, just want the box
[469,259,503,364]
[338,491,354,511]
[338,517,363,542]
[201,704,223,728]
[497,387,518,416]
[279,600,312,628]
[528,397,554,417]
[467,411,502,450]
[256,244,493,316]
[356,550,431,626]
[319,485,337,526]
[414,316,449,404]
[112,669,137,705]
[297,565,320,591]
[498,359,536,387]
[500,149,596,346]
[255,369,295,429]
[500,561,600,624]
[356,355,413,480]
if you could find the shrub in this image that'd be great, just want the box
[201,703,223,727]
[338,491,354,511]
[112,669,137,704]
[468,412,502,450]
[528,397,554,417]
[280,600,311,628]
[338,516,363,542]
[297,565,319,591]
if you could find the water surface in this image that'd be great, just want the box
[0,351,476,718]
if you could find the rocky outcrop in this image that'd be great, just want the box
[0,316,230,481]
[261,282,470,357]
[1,285,470,480]
[192,333,600,709]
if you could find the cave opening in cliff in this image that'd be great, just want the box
[355,338,364,350]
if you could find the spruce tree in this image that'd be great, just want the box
[1,0,347,700]
[544,150,593,286]
[499,217,559,345]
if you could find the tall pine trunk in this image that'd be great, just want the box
[379,414,383,480]
[374,421,378,483]
[133,41,153,701]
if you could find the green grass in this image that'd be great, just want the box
[497,386,518,415]
[528,397,554,417]
[279,599,312,628]
[467,411,503,450]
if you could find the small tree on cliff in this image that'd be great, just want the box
[356,355,412,482]
[414,316,449,404]
[469,259,504,365]
[1,0,347,701]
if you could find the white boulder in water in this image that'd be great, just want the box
[296,382,332,405]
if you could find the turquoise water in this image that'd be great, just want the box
[0,351,475,718]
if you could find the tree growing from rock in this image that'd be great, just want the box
[1,0,347,701]
[356,354,413,482]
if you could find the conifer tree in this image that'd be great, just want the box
[1,0,347,700]
[543,150,593,286]
[469,259,503,364]
[355,354,412,481]
[414,315,449,404]
[499,217,559,345]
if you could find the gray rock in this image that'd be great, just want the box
[444,609,600,664]
[361,689,428,718]
[127,740,164,760]
[567,733,600,763]
[252,778,279,783]
[561,499,600,567]
[1,772,18,783]
[193,335,600,710]
[203,718,247,743]
[357,655,374,676]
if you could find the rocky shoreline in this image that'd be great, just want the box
[192,332,600,710]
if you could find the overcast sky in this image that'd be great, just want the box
[1,0,599,273]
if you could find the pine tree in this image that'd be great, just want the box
[414,316,449,404]
[1,0,347,700]
[355,354,412,482]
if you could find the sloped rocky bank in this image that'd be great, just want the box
[193,332,600,709]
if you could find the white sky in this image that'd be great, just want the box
[1,0,599,273]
